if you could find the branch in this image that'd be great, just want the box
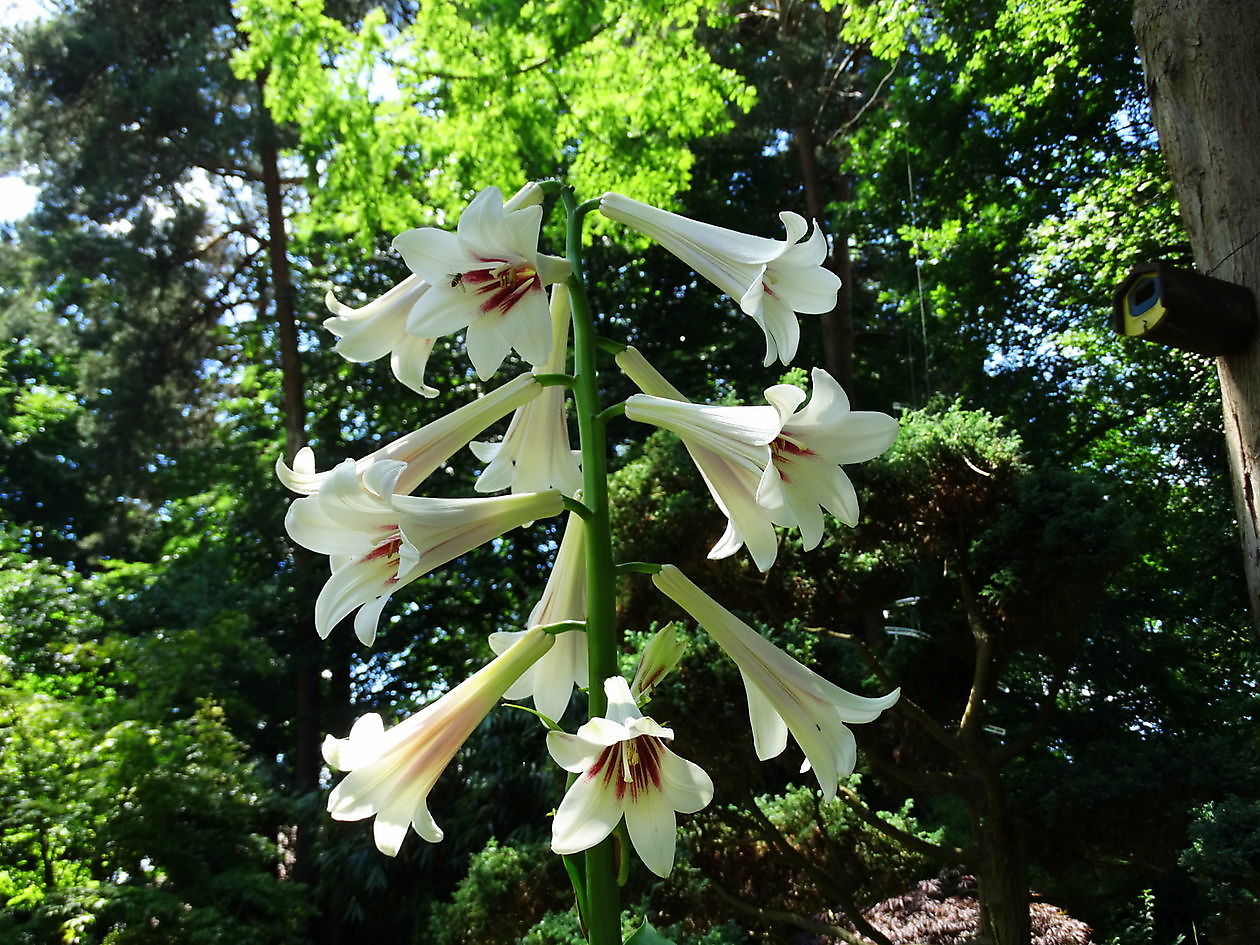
[832,54,902,143]
[955,564,994,738]
[833,784,974,867]
[812,38,865,134]
[731,788,894,945]
[863,744,966,794]
[990,661,1069,767]
[707,880,873,945]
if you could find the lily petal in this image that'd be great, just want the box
[600,193,840,365]
[393,186,569,379]
[653,565,898,799]
[546,676,712,876]
[323,627,553,855]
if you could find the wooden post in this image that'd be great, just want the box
[1133,0,1260,633]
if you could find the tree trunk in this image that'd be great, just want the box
[957,565,1030,945]
[969,784,1030,945]
[257,89,324,903]
[795,124,856,398]
[1133,0,1260,633]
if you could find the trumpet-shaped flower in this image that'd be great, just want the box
[548,676,713,877]
[621,392,782,567]
[323,274,440,397]
[394,186,570,380]
[619,348,896,570]
[653,565,899,800]
[618,346,782,571]
[324,626,553,855]
[470,286,581,495]
[600,192,840,366]
[490,511,588,721]
[285,458,563,643]
[756,367,899,550]
[276,373,543,498]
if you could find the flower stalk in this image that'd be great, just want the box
[562,187,622,944]
[291,177,890,943]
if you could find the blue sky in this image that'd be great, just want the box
[0,0,48,220]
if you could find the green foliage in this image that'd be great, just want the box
[427,839,572,945]
[2,0,1258,942]
[0,686,305,945]
[234,0,754,244]
[679,778,939,932]
[1180,797,1260,905]
[1100,889,1157,945]
[431,838,752,945]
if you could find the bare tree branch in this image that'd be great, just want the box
[707,880,873,945]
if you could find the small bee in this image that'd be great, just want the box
[448,273,464,289]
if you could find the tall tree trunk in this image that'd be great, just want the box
[957,567,1031,945]
[968,775,1030,945]
[795,124,856,398]
[1133,0,1260,633]
[257,85,323,899]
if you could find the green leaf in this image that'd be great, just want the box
[623,918,677,945]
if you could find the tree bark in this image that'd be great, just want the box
[257,86,324,905]
[795,124,856,398]
[968,768,1031,945]
[1133,0,1260,633]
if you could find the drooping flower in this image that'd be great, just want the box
[548,676,713,877]
[600,192,840,366]
[617,346,782,571]
[276,372,543,498]
[394,186,570,380]
[619,347,897,570]
[653,565,899,800]
[756,367,899,549]
[490,511,588,721]
[470,285,581,495]
[323,274,440,397]
[324,626,553,856]
[285,459,563,643]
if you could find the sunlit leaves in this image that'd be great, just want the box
[234,0,755,244]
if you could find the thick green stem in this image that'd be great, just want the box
[563,187,622,944]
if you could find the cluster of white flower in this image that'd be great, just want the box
[277,182,900,880]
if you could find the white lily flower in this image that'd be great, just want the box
[470,285,581,495]
[548,676,713,878]
[324,626,553,856]
[619,348,896,569]
[323,274,440,397]
[618,346,783,571]
[489,511,588,721]
[600,192,840,366]
[394,186,570,380]
[756,367,899,549]
[493,625,587,723]
[653,565,899,800]
[276,373,543,497]
[285,459,563,643]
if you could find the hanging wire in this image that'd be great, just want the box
[904,138,932,401]
[1206,225,1260,276]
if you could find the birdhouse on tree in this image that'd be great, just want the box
[1112,261,1257,356]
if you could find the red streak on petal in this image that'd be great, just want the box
[627,737,664,801]
[362,528,404,585]
[772,435,813,459]
[452,261,541,317]
[584,735,670,804]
